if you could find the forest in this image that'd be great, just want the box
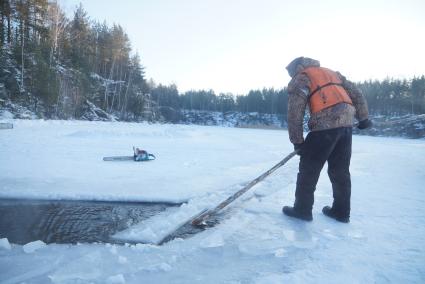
[1,0,424,122]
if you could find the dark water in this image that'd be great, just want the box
[0,199,184,245]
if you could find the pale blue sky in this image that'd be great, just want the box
[60,0,425,94]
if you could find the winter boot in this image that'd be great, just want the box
[282,206,312,221]
[322,206,350,223]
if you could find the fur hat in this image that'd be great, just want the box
[286,57,320,77]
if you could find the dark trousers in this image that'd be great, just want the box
[294,127,352,217]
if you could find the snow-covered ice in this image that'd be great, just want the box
[1,119,425,283]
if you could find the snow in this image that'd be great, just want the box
[0,238,11,250]
[0,110,14,119]
[0,120,282,203]
[179,110,284,128]
[1,119,425,283]
[22,240,46,254]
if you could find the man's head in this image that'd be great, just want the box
[286,57,320,77]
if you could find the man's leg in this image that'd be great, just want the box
[326,127,352,220]
[294,155,326,214]
[284,129,337,220]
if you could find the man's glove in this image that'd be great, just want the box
[293,143,304,155]
[357,119,373,130]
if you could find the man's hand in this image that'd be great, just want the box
[293,143,304,155]
[357,119,373,130]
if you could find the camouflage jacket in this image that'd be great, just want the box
[287,62,369,144]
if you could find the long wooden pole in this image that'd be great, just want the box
[191,151,298,226]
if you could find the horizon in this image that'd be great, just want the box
[59,0,425,95]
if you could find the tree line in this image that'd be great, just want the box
[1,1,424,121]
[150,77,425,117]
[358,77,425,116]
[149,83,289,115]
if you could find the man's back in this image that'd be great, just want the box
[286,58,369,144]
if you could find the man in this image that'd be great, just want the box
[282,57,372,223]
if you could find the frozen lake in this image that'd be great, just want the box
[1,119,424,283]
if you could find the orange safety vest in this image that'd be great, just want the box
[302,67,353,114]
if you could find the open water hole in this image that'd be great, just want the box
[0,198,204,245]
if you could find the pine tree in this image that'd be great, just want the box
[68,3,90,71]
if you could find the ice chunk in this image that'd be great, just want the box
[0,238,11,250]
[159,263,172,272]
[118,255,128,264]
[142,262,172,272]
[112,200,211,244]
[23,240,46,253]
[110,245,118,255]
[274,248,286,258]
[106,274,126,284]
[0,122,13,129]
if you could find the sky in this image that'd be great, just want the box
[59,0,425,95]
